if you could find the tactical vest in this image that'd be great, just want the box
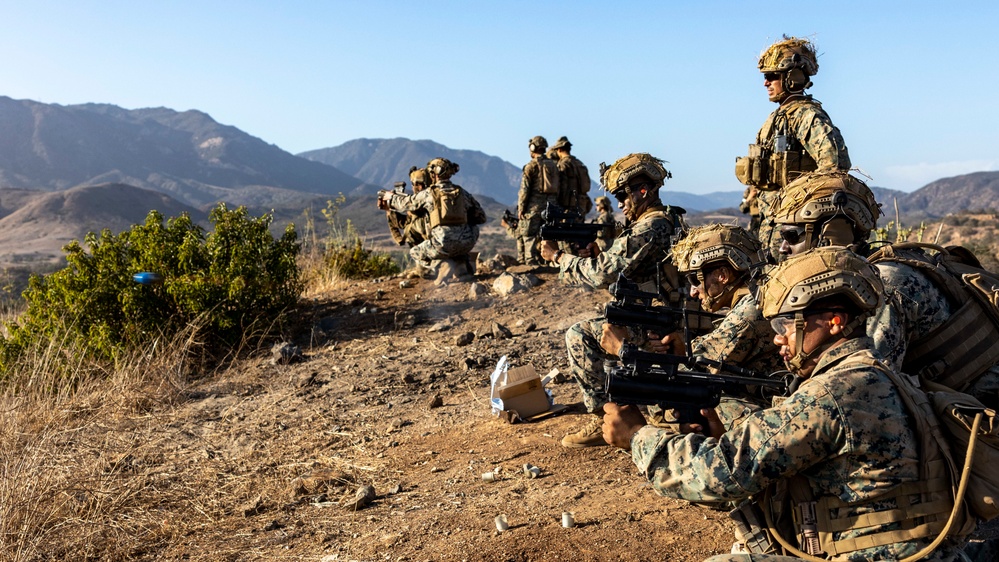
[751,355,972,559]
[868,242,999,391]
[429,184,468,228]
[735,97,820,191]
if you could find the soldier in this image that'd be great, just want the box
[592,195,619,253]
[601,224,782,429]
[547,153,684,448]
[550,136,592,217]
[771,170,999,408]
[603,247,971,561]
[381,167,431,248]
[735,36,851,257]
[517,136,560,266]
[380,157,486,279]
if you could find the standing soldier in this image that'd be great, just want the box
[735,36,851,257]
[551,136,592,218]
[517,136,560,266]
[380,157,487,280]
[591,195,619,253]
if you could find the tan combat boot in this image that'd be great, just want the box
[561,415,607,448]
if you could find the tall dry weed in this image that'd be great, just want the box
[0,319,203,561]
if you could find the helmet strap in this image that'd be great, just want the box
[786,311,868,374]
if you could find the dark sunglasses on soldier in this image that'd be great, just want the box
[779,226,808,245]
[764,72,782,82]
[612,191,629,203]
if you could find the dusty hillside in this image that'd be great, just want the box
[2,265,738,561]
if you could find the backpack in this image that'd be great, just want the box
[429,184,468,228]
[868,242,999,391]
[538,157,560,195]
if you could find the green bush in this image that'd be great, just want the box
[0,204,302,371]
[325,236,401,279]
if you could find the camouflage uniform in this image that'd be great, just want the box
[563,206,680,413]
[689,292,784,429]
[385,209,428,248]
[754,95,851,256]
[517,154,559,265]
[555,154,591,216]
[388,180,484,266]
[631,337,968,561]
[592,207,618,253]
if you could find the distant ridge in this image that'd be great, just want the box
[0,183,204,264]
[0,96,372,208]
[299,138,525,205]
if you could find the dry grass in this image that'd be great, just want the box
[0,321,202,561]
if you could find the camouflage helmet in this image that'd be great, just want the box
[601,153,671,195]
[760,247,882,319]
[672,224,764,275]
[551,136,572,151]
[759,247,882,372]
[408,166,431,188]
[758,36,819,76]
[427,157,459,179]
[595,195,612,210]
[529,135,548,154]
[771,171,882,246]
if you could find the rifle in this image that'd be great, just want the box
[605,344,793,429]
[377,182,408,210]
[604,276,722,337]
[539,202,604,249]
[501,209,520,230]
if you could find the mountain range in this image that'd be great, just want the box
[0,96,996,267]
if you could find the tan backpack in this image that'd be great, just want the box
[538,157,560,195]
[429,185,468,228]
[868,242,999,391]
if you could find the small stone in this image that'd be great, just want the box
[455,332,474,346]
[270,342,302,365]
[374,289,385,300]
[343,485,376,511]
[389,483,403,494]
[401,373,416,384]
[399,279,414,289]
[427,394,444,409]
[468,282,490,300]
[491,322,512,340]
[239,494,264,517]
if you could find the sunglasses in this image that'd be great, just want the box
[686,273,701,288]
[764,72,782,82]
[770,309,847,335]
[779,226,808,245]
[612,190,629,203]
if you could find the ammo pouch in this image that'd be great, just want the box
[767,149,817,190]
[735,144,768,187]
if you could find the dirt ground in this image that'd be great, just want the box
[72,264,736,562]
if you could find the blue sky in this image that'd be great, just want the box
[1,1,996,194]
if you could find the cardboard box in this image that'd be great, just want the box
[490,360,552,419]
